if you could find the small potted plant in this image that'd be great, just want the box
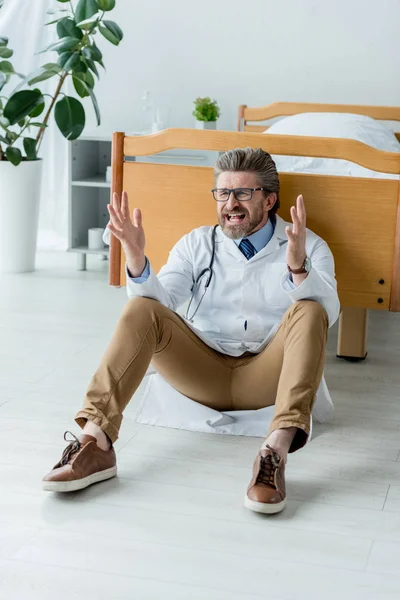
[192,96,220,130]
[0,0,123,273]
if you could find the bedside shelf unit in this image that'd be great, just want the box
[69,137,111,270]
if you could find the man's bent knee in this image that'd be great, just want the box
[121,296,162,320]
[289,300,328,323]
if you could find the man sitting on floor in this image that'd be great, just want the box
[43,147,340,514]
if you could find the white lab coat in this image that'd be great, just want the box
[125,215,340,354]
[105,216,340,434]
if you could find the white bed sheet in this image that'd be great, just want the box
[264,112,400,180]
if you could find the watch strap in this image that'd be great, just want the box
[287,256,308,274]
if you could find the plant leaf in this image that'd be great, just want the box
[6,131,18,143]
[88,86,100,125]
[57,17,83,39]
[3,90,44,125]
[77,71,94,88]
[11,64,60,93]
[83,70,95,88]
[5,146,22,166]
[0,47,13,58]
[99,20,123,45]
[84,43,102,62]
[29,69,58,85]
[45,18,62,26]
[41,62,63,72]
[61,52,81,71]
[73,68,95,88]
[72,75,90,98]
[0,71,6,92]
[76,16,98,29]
[0,60,13,74]
[0,37,9,46]
[58,51,73,69]
[40,36,80,55]
[97,0,115,10]
[75,0,99,25]
[56,0,72,3]
[23,137,37,160]
[29,122,48,127]
[54,96,85,140]
[29,98,45,119]
[72,60,88,74]
[85,58,99,78]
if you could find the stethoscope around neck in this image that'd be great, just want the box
[185,224,218,323]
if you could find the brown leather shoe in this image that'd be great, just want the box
[42,431,117,492]
[244,445,286,514]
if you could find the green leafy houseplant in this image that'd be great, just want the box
[192,96,221,122]
[0,0,123,166]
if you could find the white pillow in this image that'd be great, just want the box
[264,112,400,179]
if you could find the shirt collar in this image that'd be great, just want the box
[232,217,275,252]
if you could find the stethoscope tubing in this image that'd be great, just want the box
[185,224,218,322]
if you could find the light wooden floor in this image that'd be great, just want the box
[1,251,400,600]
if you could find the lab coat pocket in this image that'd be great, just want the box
[262,263,292,310]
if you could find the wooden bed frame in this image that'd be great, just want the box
[238,101,400,141]
[108,127,400,361]
[237,101,400,360]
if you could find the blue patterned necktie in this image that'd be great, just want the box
[239,238,257,260]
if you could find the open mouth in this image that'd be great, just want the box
[225,213,246,223]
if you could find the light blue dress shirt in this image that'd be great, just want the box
[232,217,274,253]
[128,218,276,282]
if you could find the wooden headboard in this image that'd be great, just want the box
[109,128,400,313]
[238,101,400,142]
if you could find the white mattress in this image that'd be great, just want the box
[264,112,400,180]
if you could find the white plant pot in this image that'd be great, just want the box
[0,159,43,273]
[195,120,217,130]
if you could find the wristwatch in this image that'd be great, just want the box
[287,256,311,274]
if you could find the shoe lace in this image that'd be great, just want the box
[59,431,82,466]
[256,445,281,488]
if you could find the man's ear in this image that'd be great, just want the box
[265,193,277,211]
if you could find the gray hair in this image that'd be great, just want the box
[214,147,280,216]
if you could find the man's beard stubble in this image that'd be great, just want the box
[218,205,266,240]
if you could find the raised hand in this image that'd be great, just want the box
[107,191,146,276]
[285,194,307,270]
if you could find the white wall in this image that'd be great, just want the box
[2,0,399,247]
[84,0,400,136]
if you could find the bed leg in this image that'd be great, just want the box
[336,307,368,362]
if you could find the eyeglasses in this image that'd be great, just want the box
[211,188,268,202]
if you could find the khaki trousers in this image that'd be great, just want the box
[76,298,328,453]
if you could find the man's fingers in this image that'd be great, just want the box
[107,204,123,229]
[285,225,295,242]
[112,192,120,209]
[121,191,129,219]
[112,192,123,222]
[107,222,123,241]
[297,194,306,223]
[133,208,143,228]
[290,206,299,235]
